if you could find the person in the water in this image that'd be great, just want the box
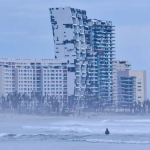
[105,128,110,135]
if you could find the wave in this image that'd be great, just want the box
[0,133,86,140]
[0,133,150,144]
[23,125,95,133]
[22,124,150,135]
[0,133,21,138]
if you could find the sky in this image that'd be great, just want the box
[0,0,150,97]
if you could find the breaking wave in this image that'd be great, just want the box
[22,122,150,134]
[0,133,150,144]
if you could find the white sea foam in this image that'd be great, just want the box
[84,139,150,144]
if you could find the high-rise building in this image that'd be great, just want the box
[49,7,87,100]
[49,7,115,103]
[117,70,136,107]
[113,60,131,105]
[87,19,115,102]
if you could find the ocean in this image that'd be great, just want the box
[0,115,150,150]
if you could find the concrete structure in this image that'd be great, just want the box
[129,70,147,102]
[117,70,136,107]
[49,7,115,102]
[0,58,69,100]
[0,65,13,96]
[113,60,131,105]
[113,60,147,105]
[87,19,115,101]
[49,7,87,99]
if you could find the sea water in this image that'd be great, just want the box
[0,116,150,150]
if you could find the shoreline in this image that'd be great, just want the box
[1,112,150,121]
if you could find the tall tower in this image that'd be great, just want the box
[49,7,87,100]
[87,19,115,103]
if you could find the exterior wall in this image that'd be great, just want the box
[0,66,13,96]
[86,52,98,96]
[129,70,147,102]
[15,66,34,95]
[113,60,131,105]
[0,58,68,98]
[41,65,67,99]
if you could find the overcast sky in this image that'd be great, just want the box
[0,0,150,97]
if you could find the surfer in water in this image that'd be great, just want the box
[105,128,110,135]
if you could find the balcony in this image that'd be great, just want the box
[73,21,77,25]
[77,13,82,18]
[72,13,76,18]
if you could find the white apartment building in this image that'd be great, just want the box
[49,7,87,99]
[117,70,136,107]
[129,70,147,102]
[0,58,69,99]
[113,60,131,105]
